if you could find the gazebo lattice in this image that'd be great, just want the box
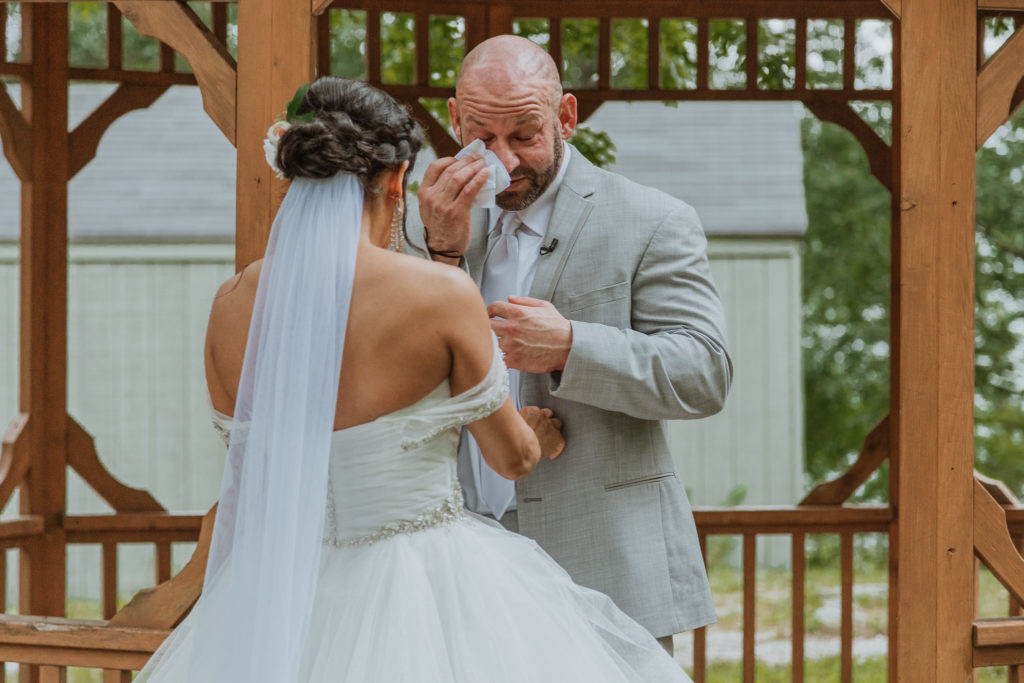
[1,0,1024,681]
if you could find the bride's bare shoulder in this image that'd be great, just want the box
[392,252,480,305]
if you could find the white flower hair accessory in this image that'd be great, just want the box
[263,120,291,179]
[262,83,314,179]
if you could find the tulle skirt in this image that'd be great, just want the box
[141,513,691,682]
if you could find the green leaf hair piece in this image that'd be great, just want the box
[285,83,314,124]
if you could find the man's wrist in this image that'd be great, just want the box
[423,225,464,257]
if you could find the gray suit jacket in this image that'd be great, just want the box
[416,145,732,636]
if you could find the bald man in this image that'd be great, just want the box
[414,35,732,648]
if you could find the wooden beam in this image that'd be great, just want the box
[803,97,893,191]
[878,0,901,19]
[115,1,237,144]
[800,414,889,505]
[975,479,1024,606]
[894,0,977,679]
[975,618,1024,647]
[0,414,30,511]
[66,419,165,513]
[979,0,1024,9]
[974,643,1024,668]
[0,615,168,668]
[234,0,317,269]
[19,2,71,626]
[977,25,1024,148]
[0,84,32,181]
[68,84,168,179]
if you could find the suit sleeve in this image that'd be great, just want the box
[548,203,733,420]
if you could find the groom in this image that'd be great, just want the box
[414,35,732,647]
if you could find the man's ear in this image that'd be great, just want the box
[447,97,462,145]
[558,93,578,140]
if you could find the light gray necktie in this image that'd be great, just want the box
[461,213,521,519]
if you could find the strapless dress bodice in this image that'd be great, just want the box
[210,339,509,549]
[322,379,467,545]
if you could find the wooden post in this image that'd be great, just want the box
[18,3,69,630]
[234,0,317,269]
[894,1,976,680]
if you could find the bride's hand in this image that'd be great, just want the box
[519,406,565,461]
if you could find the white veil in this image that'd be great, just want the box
[141,173,363,682]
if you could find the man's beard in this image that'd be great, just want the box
[496,128,563,211]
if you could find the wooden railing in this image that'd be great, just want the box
[1,416,1024,681]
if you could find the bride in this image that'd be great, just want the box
[138,76,691,682]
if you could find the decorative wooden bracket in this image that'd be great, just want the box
[977,25,1024,149]
[974,477,1024,607]
[115,0,238,145]
[110,504,216,629]
[67,418,165,514]
[0,83,32,181]
[973,475,1024,666]
[800,414,890,505]
[0,414,31,512]
[404,98,460,158]
[68,84,170,180]
[877,0,901,19]
[804,96,893,192]
[312,0,333,16]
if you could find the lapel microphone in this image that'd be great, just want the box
[540,238,559,256]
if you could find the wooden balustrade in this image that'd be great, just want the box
[0,499,1021,680]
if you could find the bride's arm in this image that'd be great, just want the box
[442,269,563,479]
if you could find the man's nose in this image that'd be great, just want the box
[489,139,519,175]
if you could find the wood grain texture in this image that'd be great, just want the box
[878,0,901,18]
[894,1,976,679]
[975,618,1024,647]
[68,84,169,179]
[20,3,71,626]
[115,1,237,143]
[977,25,1024,148]
[0,615,168,666]
[234,0,316,269]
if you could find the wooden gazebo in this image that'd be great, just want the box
[1,0,1024,681]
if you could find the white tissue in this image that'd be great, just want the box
[454,139,511,209]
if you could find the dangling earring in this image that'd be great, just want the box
[389,194,405,253]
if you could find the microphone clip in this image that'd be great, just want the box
[539,238,559,256]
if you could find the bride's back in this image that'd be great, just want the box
[204,241,485,431]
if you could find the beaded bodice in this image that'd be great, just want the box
[210,337,508,548]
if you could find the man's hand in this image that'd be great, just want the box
[488,296,573,373]
[519,406,565,460]
[417,156,489,260]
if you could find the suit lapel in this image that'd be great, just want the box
[528,147,596,301]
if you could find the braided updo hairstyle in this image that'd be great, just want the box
[275,77,424,194]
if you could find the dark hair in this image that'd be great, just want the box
[275,77,424,193]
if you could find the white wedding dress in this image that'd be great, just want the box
[142,341,691,682]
